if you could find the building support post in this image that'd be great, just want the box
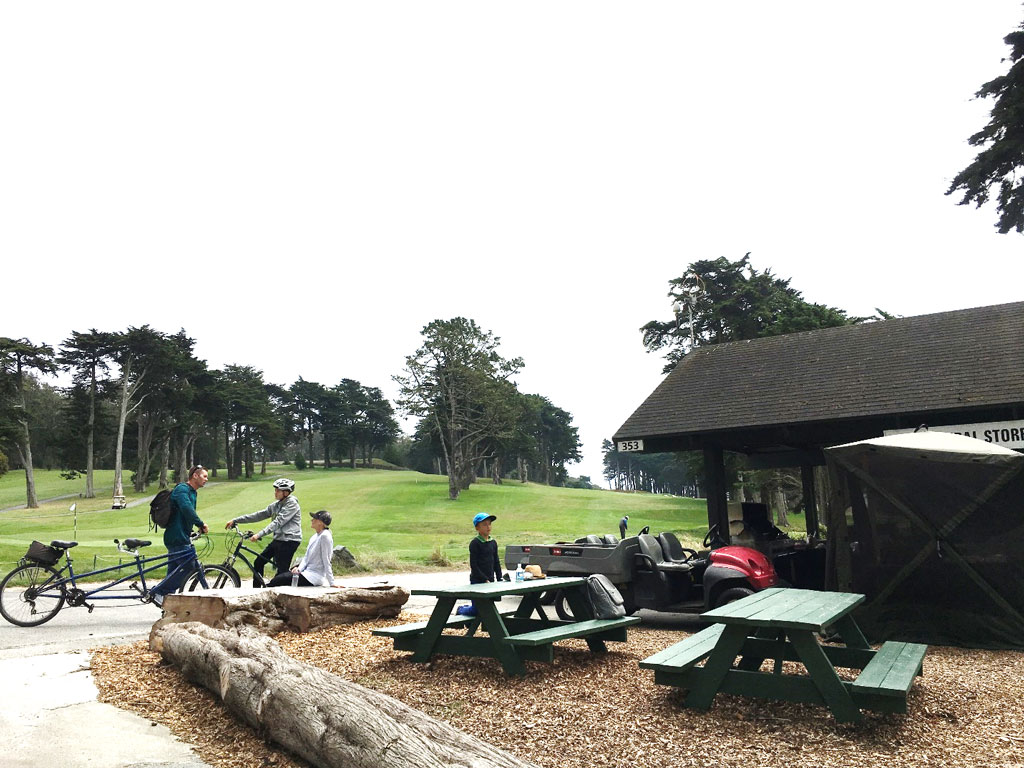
[801,463,819,539]
[703,445,730,544]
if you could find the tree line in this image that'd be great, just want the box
[0,328,403,507]
[0,318,584,508]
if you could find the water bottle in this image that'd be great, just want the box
[290,572,299,587]
[515,562,524,583]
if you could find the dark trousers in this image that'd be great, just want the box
[267,572,315,587]
[151,543,198,597]
[253,539,300,584]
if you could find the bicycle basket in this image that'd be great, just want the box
[25,540,60,566]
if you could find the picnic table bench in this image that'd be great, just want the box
[372,608,517,638]
[640,588,926,723]
[373,576,639,675]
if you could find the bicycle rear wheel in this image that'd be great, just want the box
[185,564,240,592]
[0,563,66,627]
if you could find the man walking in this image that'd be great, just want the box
[150,465,209,607]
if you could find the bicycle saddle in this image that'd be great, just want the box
[50,540,78,549]
[123,538,152,549]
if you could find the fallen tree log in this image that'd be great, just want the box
[157,622,539,768]
[151,585,409,647]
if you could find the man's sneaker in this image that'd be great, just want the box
[456,604,476,617]
[151,593,164,608]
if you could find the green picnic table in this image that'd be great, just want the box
[640,587,927,723]
[373,575,639,676]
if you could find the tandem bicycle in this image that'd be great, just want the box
[0,533,234,626]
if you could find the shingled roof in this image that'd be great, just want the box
[614,301,1024,454]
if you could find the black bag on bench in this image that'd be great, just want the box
[586,574,626,619]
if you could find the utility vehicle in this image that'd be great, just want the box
[504,526,778,619]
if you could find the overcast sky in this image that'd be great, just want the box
[3,3,1023,485]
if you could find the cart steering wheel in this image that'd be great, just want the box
[639,525,650,536]
[703,525,720,549]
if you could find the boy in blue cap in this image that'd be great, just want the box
[457,512,505,616]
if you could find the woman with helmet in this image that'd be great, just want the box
[225,477,302,584]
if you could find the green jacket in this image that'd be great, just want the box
[165,482,205,547]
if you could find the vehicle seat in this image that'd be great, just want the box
[637,534,692,573]
[602,534,619,546]
[658,531,695,563]
[585,535,603,545]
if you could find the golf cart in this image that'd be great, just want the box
[504,525,778,619]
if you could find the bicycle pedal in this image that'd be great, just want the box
[86,603,95,613]
[129,582,142,593]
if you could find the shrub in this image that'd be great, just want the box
[426,544,453,567]
[0,450,7,477]
[294,453,307,470]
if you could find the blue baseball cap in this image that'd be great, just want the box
[473,513,497,526]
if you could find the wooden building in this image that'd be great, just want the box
[612,301,1024,539]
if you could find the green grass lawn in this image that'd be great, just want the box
[0,467,806,576]
[0,469,122,510]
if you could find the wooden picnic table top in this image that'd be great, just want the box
[411,575,586,600]
[701,587,865,632]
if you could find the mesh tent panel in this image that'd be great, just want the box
[827,444,1024,650]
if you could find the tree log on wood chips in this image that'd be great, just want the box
[156,621,539,768]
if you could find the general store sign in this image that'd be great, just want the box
[884,421,1024,449]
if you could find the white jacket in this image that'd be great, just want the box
[298,529,334,587]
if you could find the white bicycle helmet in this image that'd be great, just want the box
[273,478,295,493]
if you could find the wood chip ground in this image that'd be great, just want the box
[91,613,1024,768]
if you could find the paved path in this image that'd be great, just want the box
[0,493,83,513]
[0,481,226,513]
[1,650,209,768]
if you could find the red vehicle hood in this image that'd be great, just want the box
[709,545,778,589]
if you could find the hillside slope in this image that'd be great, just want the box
[0,468,712,571]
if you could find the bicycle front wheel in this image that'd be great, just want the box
[0,563,66,627]
[185,564,240,592]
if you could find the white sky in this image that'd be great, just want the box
[3,2,1023,485]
